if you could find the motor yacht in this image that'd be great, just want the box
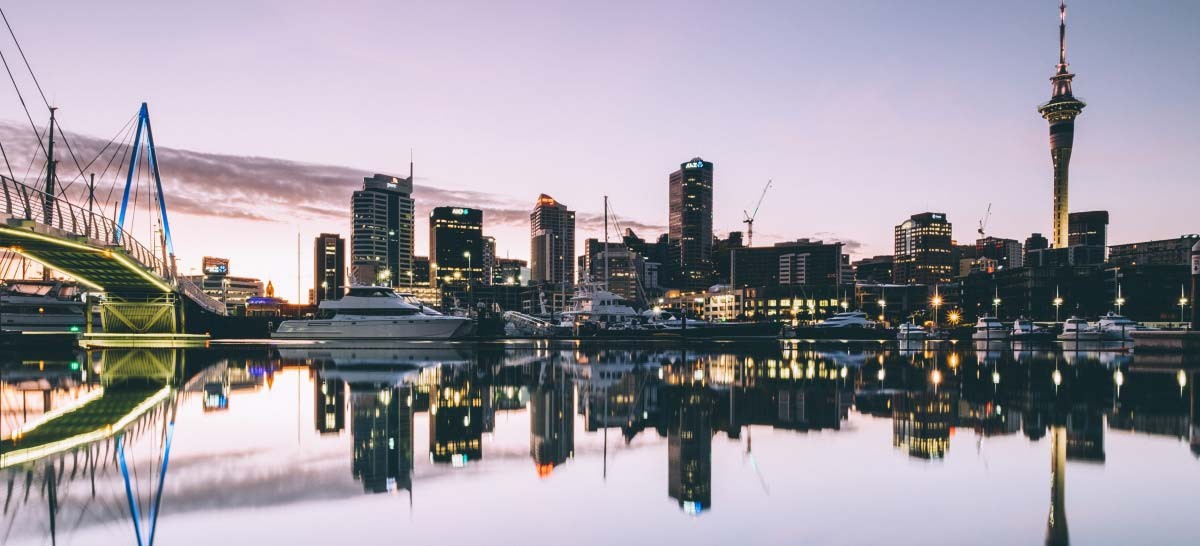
[972,316,1009,342]
[559,280,640,328]
[816,311,875,328]
[1096,311,1153,341]
[272,286,473,340]
[896,322,927,341]
[0,281,86,332]
[1011,318,1054,343]
[1057,317,1102,342]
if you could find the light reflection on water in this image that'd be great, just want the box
[2,342,1198,546]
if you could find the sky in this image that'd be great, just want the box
[1,0,1198,300]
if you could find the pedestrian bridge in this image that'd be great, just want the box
[0,174,227,334]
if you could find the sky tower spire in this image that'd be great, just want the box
[1038,1,1086,249]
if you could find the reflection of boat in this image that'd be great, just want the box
[1096,312,1153,341]
[276,346,472,367]
[1057,317,1101,342]
[816,311,875,328]
[972,317,1008,342]
[273,287,473,339]
[896,322,927,341]
[0,281,86,332]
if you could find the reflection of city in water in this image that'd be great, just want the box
[2,343,1197,545]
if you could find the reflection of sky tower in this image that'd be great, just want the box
[1038,1,1086,249]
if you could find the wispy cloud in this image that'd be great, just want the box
[0,120,666,233]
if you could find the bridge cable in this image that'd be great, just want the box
[0,135,17,181]
[0,7,91,197]
[57,112,138,202]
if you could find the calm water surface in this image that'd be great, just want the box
[2,341,1198,545]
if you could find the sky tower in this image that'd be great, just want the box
[1038,1,1087,249]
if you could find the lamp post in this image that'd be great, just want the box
[992,296,1001,318]
[1115,285,1125,315]
[878,298,887,325]
[1179,285,1188,326]
[1053,286,1063,324]
[841,300,849,312]
[931,292,943,329]
[463,250,472,309]
[321,281,329,301]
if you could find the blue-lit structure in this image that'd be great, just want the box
[117,102,176,274]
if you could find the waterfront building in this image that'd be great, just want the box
[1102,264,1193,322]
[709,284,852,322]
[411,255,430,286]
[975,237,1024,271]
[1038,2,1086,248]
[181,257,263,316]
[729,240,845,289]
[351,172,415,287]
[579,238,646,304]
[530,194,575,288]
[853,255,894,284]
[893,213,954,286]
[1025,233,1050,264]
[495,257,529,286]
[313,233,345,303]
[669,158,715,291]
[1108,235,1200,267]
[481,236,496,285]
[713,232,744,285]
[429,207,484,287]
[1068,211,1108,248]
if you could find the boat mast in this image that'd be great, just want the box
[603,195,609,289]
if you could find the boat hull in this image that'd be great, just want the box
[271,317,474,340]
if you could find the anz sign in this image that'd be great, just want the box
[683,160,706,169]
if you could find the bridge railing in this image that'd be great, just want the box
[0,175,168,279]
[177,277,230,316]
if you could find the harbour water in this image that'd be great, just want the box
[2,341,1198,545]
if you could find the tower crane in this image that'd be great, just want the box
[743,180,772,246]
[977,203,992,239]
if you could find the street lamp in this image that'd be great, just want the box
[841,300,849,312]
[321,280,329,301]
[931,293,943,329]
[992,296,1001,318]
[1053,288,1064,324]
[1179,285,1188,325]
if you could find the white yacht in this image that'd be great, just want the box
[1057,317,1102,342]
[0,281,86,332]
[896,322,927,341]
[972,317,1009,342]
[816,311,874,328]
[272,286,473,340]
[560,280,640,327]
[1011,318,1053,342]
[1096,311,1153,341]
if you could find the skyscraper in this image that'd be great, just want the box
[669,158,714,291]
[1038,2,1086,249]
[893,213,954,286]
[1067,210,1108,248]
[351,171,415,287]
[429,207,484,286]
[313,233,345,303]
[530,194,575,287]
[481,235,497,286]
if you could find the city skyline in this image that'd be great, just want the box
[0,2,1197,300]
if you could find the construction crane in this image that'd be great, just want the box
[977,203,992,239]
[743,180,772,246]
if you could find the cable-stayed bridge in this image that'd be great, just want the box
[1,104,229,337]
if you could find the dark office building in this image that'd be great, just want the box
[579,238,647,303]
[729,240,845,289]
[412,255,430,285]
[893,212,954,286]
[853,255,894,284]
[1108,235,1200,267]
[1025,233,1049,264]
[669,158,715,291]
[1068,210,1109,259]
[430,207,484,287]
[530,194,575,287]
[495,258,528,285]
[313,233,345,303]
[482,236,497,286]
[351,172,415,287]
[713,231,744,285]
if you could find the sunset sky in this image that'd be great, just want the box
[1,1,1197,300]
